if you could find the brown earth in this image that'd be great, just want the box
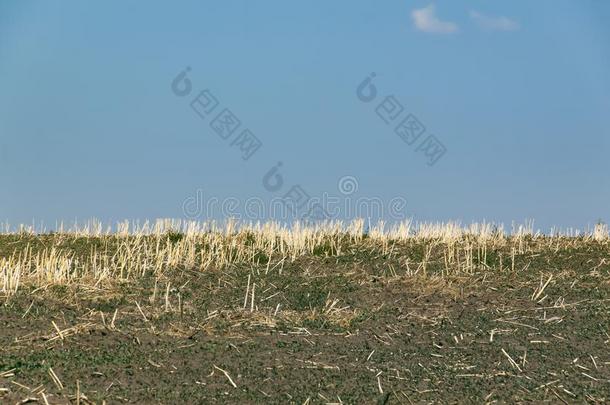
[1,238,610,404]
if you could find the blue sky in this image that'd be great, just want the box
[0,1,608,231]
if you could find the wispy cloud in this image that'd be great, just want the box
[411,5,459,34]
[469,11,520,31]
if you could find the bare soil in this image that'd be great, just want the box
[1,237,609,403]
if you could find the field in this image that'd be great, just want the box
[1,219,609,404]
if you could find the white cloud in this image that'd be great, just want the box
[411,5,459,34]
[469,11,519,31]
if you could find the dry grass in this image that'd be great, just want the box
[1,219,609,403]
[1,218,608,297]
